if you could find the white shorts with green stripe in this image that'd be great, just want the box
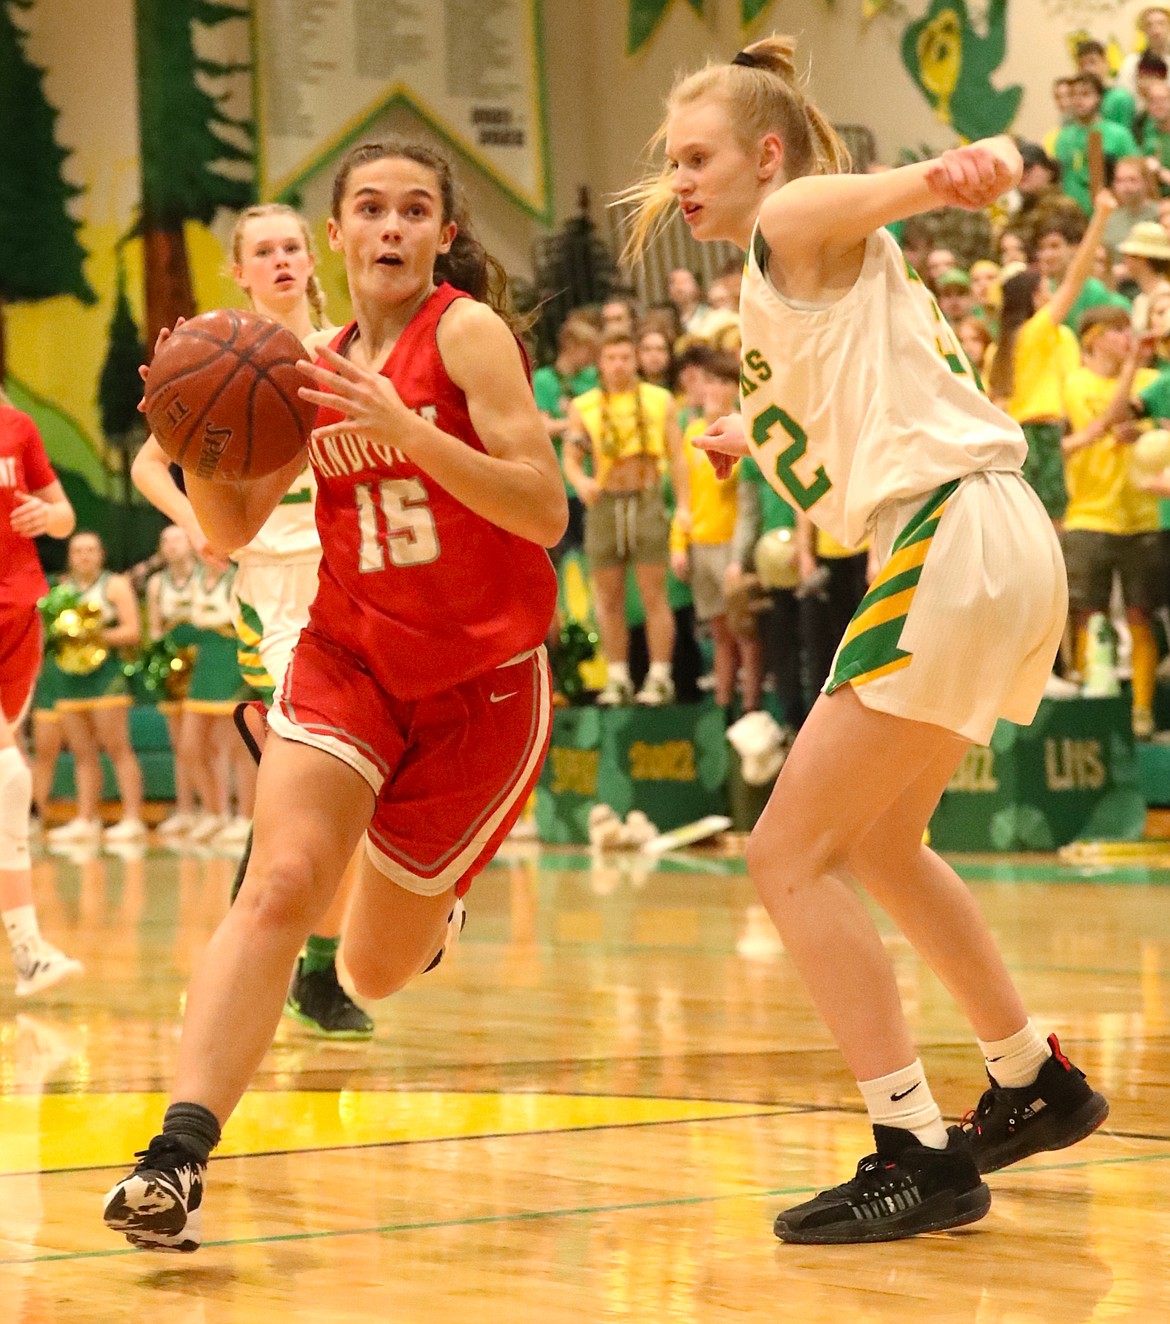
[825,470,1067,746]
[233,556,320,703]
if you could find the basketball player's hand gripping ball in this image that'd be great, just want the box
[298,348,410,449]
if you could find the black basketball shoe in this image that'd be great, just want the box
[773,1125,991,1245]
[102,1135,205,1252]
[283,958,374,1039]
[961,1033,1109,1174]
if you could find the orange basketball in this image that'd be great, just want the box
[143,309,317,483]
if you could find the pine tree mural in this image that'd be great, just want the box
[0,0,96,379]
[98,251,147,449]
[135,0,254,346]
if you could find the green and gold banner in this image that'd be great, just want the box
[253,0,551,221]
[627,0,705,55]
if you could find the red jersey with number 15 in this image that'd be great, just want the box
[305,282,557,701]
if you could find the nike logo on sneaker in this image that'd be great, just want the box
[490,691,517,703]
[890,1083,920,1102]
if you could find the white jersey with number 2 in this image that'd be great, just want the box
[737,225,1026,550]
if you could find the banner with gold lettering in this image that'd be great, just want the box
[253,0,551,221]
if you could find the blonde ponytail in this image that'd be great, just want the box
[620,34,850,264]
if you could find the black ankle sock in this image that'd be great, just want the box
[162,1102,221,1165]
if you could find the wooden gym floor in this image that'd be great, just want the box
[2,835,1170,1322]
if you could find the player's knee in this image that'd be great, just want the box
[344,927,442,1000]
[237,854,326,936]
[745,814,846,894]
[345,956,412,1002]
[0,747,32,870]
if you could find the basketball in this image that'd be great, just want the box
[143,308,317,483]
[1131,428,1170,479]
[754,527,802,590]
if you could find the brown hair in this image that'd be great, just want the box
[703,349,741,385]
[988,270,1043,403]
[557,316,602,352]
[230,203,328,327]
[600,331,636,351]
[331,139,512,323]
[621,35,850,263]
[1078,303,1132,345]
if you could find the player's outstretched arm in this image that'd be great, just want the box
[761,137,1022,266]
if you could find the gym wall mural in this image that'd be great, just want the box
[0,0,551,570]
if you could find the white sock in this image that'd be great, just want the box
[858,1060,950,1149]
[978,1020,1050,1088]
[607,660,631,686]
[648,660,672,683]
[3,905,40,953]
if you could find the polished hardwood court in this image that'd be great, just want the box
[3,833,1170,1321]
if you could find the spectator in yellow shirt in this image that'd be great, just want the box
[988,190,1118,523]
[563,332,690,706]
[1062,305,1163,737]
[670,351,757,710]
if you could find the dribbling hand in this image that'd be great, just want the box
[691,413,748,480]
[136,318,186,414]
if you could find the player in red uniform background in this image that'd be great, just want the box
[103,140,568,1251]
[0,388,81,996]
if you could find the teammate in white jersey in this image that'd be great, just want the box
[625,35,1108,1244]
[131,204,373,1039]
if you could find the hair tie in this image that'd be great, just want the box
[732,50,761,68]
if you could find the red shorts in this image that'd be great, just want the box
[0,604,42,726]
[269,630,552,898]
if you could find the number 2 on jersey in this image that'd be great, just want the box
[751,404,832,511]
[355,478,440,570]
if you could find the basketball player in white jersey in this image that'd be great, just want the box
[625,36,1108,1244]
[132,204,373,1038]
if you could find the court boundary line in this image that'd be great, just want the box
[6,1146,1170,1267]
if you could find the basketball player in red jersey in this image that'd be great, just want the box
[103,140,567,1251]
[0,388,82,996]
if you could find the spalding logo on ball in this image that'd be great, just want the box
[143,308,317,483]
[1131,429,1170,479]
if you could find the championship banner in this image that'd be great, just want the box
[252,0,551,222]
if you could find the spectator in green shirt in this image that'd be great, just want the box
[532,314,600,557]
[1035,209,1132,330]
[1075,40,1137,130]
[1054,74,1140,213]
[1143,79,1170,193]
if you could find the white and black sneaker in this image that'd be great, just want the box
[13,940,83,998]
[634,674,675,706]
[102,1135,206,1252]
[773,1124,990,1244]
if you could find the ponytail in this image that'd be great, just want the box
[621,34,850,264]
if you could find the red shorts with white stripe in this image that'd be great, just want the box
[0,605,42,727]
[269,628,551,898]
